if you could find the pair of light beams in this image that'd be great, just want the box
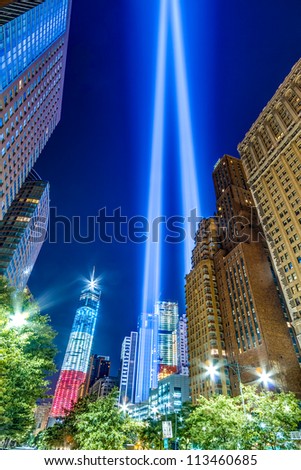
[142,0,201,313]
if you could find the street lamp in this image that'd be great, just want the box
[257,370,273,388]
[119,402,129,416]
[203,361,274,414]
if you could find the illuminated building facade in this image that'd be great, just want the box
[177,313,189,376]
[185,218,230,402]
[0,0,72,218]
[238,59,301,349]
[129,374,190,421]
[149,374,190,416]
[79,354,110,397]
[119,332,138,405]
[156,301,179,380]
[50,278,101,418]
[0,170,49,289]
[213,155,301,398]
[135,301,179,403]
[135,311,158,404]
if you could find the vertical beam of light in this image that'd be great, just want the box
[171,0,201,275]
[142,0,168,314]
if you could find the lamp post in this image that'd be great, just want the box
[226,362,246,414]
[162,403,172,450]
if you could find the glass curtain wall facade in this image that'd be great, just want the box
[0,170,49,289]
[156,301,179,380]
[118,331,138,405]
[135,311,158,404]
[0,0,72,218]
[50,282,101,418]
[0,0,69,91]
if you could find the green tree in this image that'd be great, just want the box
[0,277,57,447]
[74,389,140,450]
[38,390,142,450]
[240,386,301,450]
[36,421,67,450]
[138,417,162,450]
[184,393,245,450]
[184,386,301,450]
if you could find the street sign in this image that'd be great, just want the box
[162,420,173,439]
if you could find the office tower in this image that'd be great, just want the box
[89,376,119,399]
[129,374,190,421]
[135,311,158,404]
[213,155,301,398]
[156,301,179,380]
[149,374,190,416]
[81,354,110,397]
[50,276,101,418]
[119,332,138,405]
[177,313,189,376]
[238,59,301,348]
[0,0,72,218]
[0,170,49,289]
[185,218,230,402]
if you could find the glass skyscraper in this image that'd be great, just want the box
[50,278,101,418]
[0,0,69,91]
[156,301,179,380]
[0,0,71,290]
[119,331,138,406]
[0,169,49,289]
[0,0,72,218]
[135,301,179,403]
[135,311,158,404]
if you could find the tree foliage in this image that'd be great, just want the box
[0,277,57,446]
[38,385,301,450]
[184,385,301,450]
[184,393,245,450]
[239,386,301,450]
[137,417,163,450]
[38,389,143,450]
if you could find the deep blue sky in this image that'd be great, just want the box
[28,0,301,382]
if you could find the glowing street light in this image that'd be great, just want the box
[202,361,274,414]
[257,370,273,388]
[119,403,129,415]
[151,406,159,416]
[204,363,220,380]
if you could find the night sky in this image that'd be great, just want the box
[28,0,301,385]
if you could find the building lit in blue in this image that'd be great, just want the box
[0,0,72,218]
[135,311,158,404]
[0,0,69,91]
[157,301,179,380]
[119,331,138,405]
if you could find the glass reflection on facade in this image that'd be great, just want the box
[0,0,69,91]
